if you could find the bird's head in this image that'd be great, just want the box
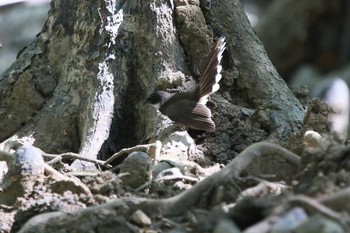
[146,90,174,109]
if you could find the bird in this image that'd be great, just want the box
[147,37,226,132]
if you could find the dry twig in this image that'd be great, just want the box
[104,141,162,166]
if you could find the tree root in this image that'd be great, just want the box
[135,173,200,192]
[243,192,350,233]
[103,140,162,166]
[18,142,301,231]
[43,152,110,168]
[320,187,350,212]
[237,180,288,201]
[288,195,349,227]
[136,142,300,216]
[4,140,161,172]
[228,141,300,177]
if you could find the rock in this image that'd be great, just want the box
[213,219,241,233]
[270,207,308,233]
[13,145,45,176]
[160,131,196,161]
[152,160,186,178]
[167,229,188,233]
[0,145,45,205]
[152,161,174,178]
[295,214,344,233]
[119,152,152,189]
[156,167,183,178]
[130,209,152,226]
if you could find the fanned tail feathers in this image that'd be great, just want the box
[198,37,226,104]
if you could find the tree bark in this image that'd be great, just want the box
[200,0,304,139]
[0,0,304,162]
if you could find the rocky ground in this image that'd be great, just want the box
[0,96,350,233]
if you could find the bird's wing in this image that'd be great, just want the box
[198,37,226,104]
[163,99,215,132]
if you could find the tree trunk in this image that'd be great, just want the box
[0,0,304,162]
[201,0,304,139]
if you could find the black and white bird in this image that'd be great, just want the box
[147,37,226,132]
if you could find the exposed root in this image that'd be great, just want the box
[44,152,110,168]
[135,174,200,192]
[14,141,301,230]
[227,141,300,177]
[319,187,350,212]
[238,180,288,200]
[289,195,350,231]
[104,141,162,166]
[129,142,301,216]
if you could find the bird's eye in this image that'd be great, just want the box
[147,93,160,104]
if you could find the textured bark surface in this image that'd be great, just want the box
[202,0,305,139]
[0,0,114,158]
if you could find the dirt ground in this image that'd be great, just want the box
[1,94,350,233]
